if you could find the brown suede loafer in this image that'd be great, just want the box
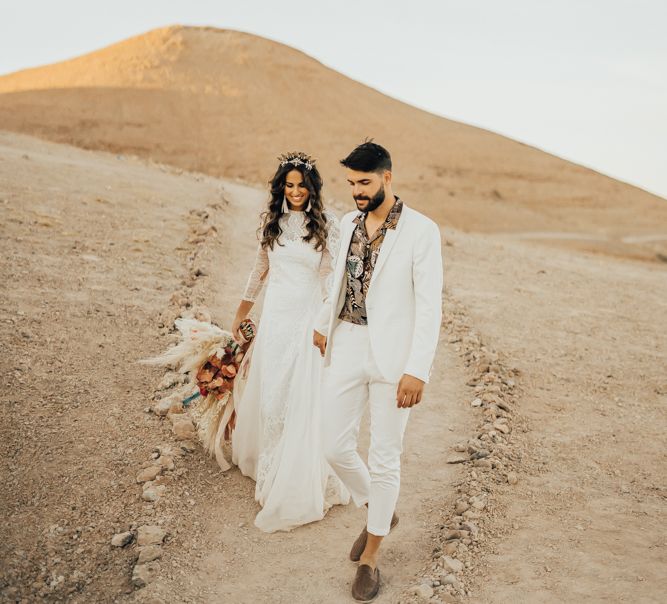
[351,564,380,602]
[349,513,399,562]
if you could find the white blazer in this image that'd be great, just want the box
[315,203,443,384]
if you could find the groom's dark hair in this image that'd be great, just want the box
[340,140,392,174]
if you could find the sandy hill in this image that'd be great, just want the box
[0,25,666,261]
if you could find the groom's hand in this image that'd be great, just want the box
[313,330,327,356]
[397,374,425,408]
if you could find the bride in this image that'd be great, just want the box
[231,152,349,532]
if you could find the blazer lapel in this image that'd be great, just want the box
[369,206,408,287]
[332,217,357,302]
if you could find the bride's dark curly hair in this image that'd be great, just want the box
[259,158,329,252]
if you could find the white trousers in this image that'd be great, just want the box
[322,321,411,536]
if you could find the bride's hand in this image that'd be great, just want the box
[313,330,327,356]
[232,315,244,343]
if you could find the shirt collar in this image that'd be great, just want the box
[353,196,403,228]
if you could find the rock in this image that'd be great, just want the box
[157,455,175,471]
[443,541,458,555]
[159,444,182,458]
[172,415,197,440]
[111,531,133,547]
[154,397,173,417]
[473,459,492,469]
[442,556,464,573]
[132,561,160,588]
[180,440,197,453]
[455,500,469,514]
[471,497,486,510]
[170,412,192,425]
[461,521,479,536]
[496,400,511,412]
[167,398,185,415]
[415,583,434,599]
[493,420,511,434]
[471,398,482,407]
[137,525,167,546]
[481,393,500,405]
[136,466,162,483]
[443,529,468,541]
[507,471,518,485]
[142,484,166,502]
[441,573,460,588]
[137,545,163,564]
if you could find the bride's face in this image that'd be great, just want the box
[284,169,310,210]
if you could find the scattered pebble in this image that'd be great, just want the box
[136,525,167,546]
[110,531,133,548]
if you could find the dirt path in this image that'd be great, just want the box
[129,177,474,604]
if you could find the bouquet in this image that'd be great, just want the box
[141,317,256,470]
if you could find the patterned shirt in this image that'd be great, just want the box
[339,197,404,325]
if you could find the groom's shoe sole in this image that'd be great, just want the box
[349,514,399,562]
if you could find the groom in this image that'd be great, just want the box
[313,141,443,601]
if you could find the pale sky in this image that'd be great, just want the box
[2,0,666,199]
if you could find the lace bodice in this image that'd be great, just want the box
[242,210,341,304]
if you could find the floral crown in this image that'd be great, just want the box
[278,151,316,171]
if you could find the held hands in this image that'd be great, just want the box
[313,330,327,356]
[397,374,425,408]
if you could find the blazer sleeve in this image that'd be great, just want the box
[314,211,354,336]
[314,211,341,337]
[403,221,443,383]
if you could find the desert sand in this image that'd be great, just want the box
[1,25,666,604]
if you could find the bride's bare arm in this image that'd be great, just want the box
[233,242,269,340]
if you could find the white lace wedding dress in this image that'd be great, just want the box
[231,208,349,532]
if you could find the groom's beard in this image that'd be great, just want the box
[354,185,385,213]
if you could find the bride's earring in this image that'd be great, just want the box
[305,200,312,212]
[282,196,289,214]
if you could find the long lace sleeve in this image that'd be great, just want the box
[319,211,341,301]
[314,211,341,336]
[242,242,269,302]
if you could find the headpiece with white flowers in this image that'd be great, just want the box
[278,151,316,171]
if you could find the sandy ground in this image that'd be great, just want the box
[444,230,667,603]
[1,132,666,603]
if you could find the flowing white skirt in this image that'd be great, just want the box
[232,288,349,532]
